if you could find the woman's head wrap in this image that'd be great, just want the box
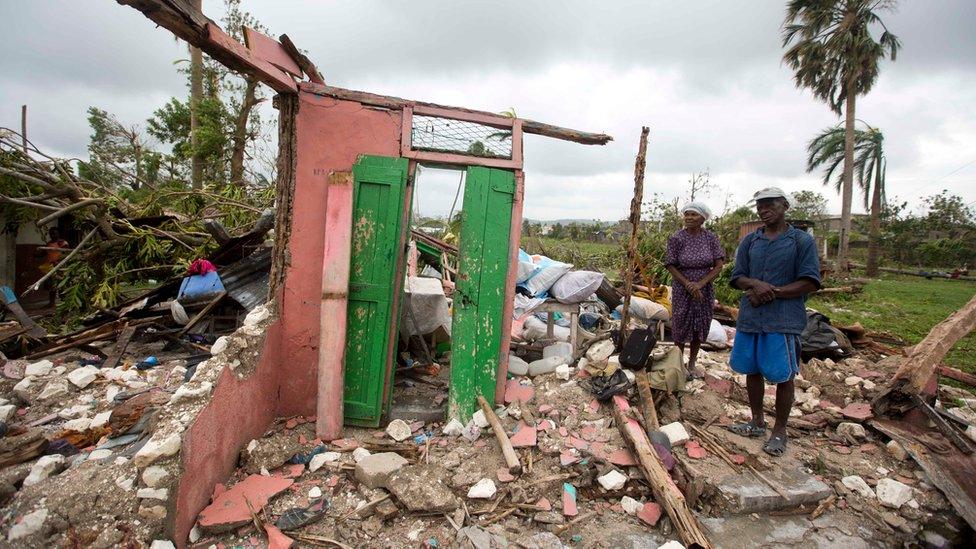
[681,201,711,220]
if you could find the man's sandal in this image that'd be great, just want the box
[728,421,767,437]
[763,434,788,457]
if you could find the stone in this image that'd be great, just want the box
[508,354,529,376]
[467,478,497,499]
[620,496,643,515]
[309,486,323,499]
[844,376,863,386]
[717,467,832,513]
[133,434,182,468]
[169,382,213,404]
[23,455,65,486]
[139,506,168,520]
[149,541,176,549]
[308,452,342,472]
[188,526,201,544]
[385,465,459,512]
[836,422,866,439]
[658,542,684,549]
[7,508,47,541]
[442,418,464,437]
[116,476,135,491]
[861,379,876,391]
[63,417,92,431]
[555,363,572,380]
[457,526,508,547]
[355,452,408,489]
[67,365,99,388]
[138,487,169,500]
[471,410,489,429]
[243,305,270,326]
[876,478,912,509]
[24,360,53,377]
[198,474,293,533]
[352,447,372,463]
[88,449,113,461]
[12,377,32,401]
[0,404,16,422]
[637,502,662,526]
[38,379,69,400]
[142,466,170,488]
[597,469,627,491]
[659,422,690,446]
[90,410,113,429]
[385,419,412,441]
[211,336,229,355]
[842,475,875,498]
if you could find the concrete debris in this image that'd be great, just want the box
[658,541,685,549]
[67,365,99,388]
[308,486,322,499]
[7,508,48,541]
[352,447,372,463]
[23,454,65,486]
[198,474,293,533]
[597,469,627,490]
[457,525,507,549]
[442,418,465,436]
[555,363,572,380]
[876,478,913,509]
[355,452,408,489]
[137,487,169,500]
[471,410,489,429]
[0,404,18,422]
[308,452,341,473]
[836,422,867,439]
[386,465,459,512]
[467,478,497,499]
[149,540,176,549]
[386,418,412,441]
[38,379,70,401]
[841,475,875,498]
[142,466,170,488]
[133,433,182,468]
[659,422,690,446]
[620,495,643,515]
[24,360,53,377]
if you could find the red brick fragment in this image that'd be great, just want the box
[637,502,662,526]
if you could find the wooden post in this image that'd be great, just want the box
[317,172,354,441]
[619,127,650,345]
[477,395,522,474]
[21,105,28,153]
[873,293,976,416]
[635,370,660,431]
[611,395,712,548]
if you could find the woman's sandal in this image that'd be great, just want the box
[763,434,788,457]
[728,421,767,438]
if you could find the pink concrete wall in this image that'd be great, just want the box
[277,92,402,418]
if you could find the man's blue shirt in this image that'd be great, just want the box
[730,225,822,334]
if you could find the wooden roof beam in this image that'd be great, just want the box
[300,82,613,146]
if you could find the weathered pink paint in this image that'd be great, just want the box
[495,169,524,403]
[277,92,402,418]
[317,172,354,440]
[242,26,302,77]
[406,241,418,278]
[205,23,296,93]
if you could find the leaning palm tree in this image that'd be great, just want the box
[783,0,900,274]
[807,123,887,276]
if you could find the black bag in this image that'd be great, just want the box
[618,328,657,370]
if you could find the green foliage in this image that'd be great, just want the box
[790,190,828,221]
[806,123,886,209]
[878,191,975,268]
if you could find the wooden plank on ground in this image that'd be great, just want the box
[102,324,137,370]
[177,291,227,337]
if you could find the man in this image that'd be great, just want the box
[728,187,821,457]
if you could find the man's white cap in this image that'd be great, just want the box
[751,187,791,206]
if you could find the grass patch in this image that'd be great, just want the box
[809,275,976,373]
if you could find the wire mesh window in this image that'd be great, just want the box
[410,115,513,159]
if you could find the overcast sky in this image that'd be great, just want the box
[1,0,974,221]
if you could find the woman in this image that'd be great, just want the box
[665,202,726,378]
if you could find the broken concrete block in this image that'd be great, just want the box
[886,440,908,461]
[471,410,489,429]
[24,455,65,486]
[507,354,529,376]
[88,449,113,461]
[139,506,167,520]
[659,422,690,446]
[63,417,91,431]
[597,470,627,491]
[67,365,99,389]
[386,464,459,512]
[198,474,293,533]
[861,379,876,391]
[211,336,229,355]
[309,486,323,499]
[38,379,69,401]
[658,541,684,549]
[243,305,270,326]
[841,475,875,498]
[836,422,866,439]
[142,466,170,488]
[89,410,112,429]
[149,540,176,549]
[137,487,169,500]
[385,419,412,442]
[134,434,182,468]
[876,478,912,509]
[0,404,16,422]
[352,447,372,463]
[12,377,32,401]
[24,360,53,377]
[169,381,213,404]
[355,452,408,489]
[621,496,643,515]
[467,478,496,499]
[308,452,342,473]
[7,508,47,541]
[844,376,863,386]
[555,363,572,380]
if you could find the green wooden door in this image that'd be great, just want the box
[344,155,409,426]
[449,166,515,422]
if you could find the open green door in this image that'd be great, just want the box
[449,166,515,421]
[344,155,409,426]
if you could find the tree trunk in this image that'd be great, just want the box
[189,0,204,190]
[837,89,856,275]
[865,152,883,277]
[230,78,258,186]
[133,142,142,191]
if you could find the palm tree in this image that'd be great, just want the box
[782,0,900,274]
[806,123,886,276]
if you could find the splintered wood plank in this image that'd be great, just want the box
[102,324,137,370]
[243,26,302,77]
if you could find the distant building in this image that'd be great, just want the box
[820,214,870,232]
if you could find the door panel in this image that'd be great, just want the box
[343,155,409,426]
[449,166,515,421]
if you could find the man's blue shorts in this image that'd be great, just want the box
[729,331,801,384]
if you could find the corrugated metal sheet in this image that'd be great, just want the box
[218,246,271,311]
